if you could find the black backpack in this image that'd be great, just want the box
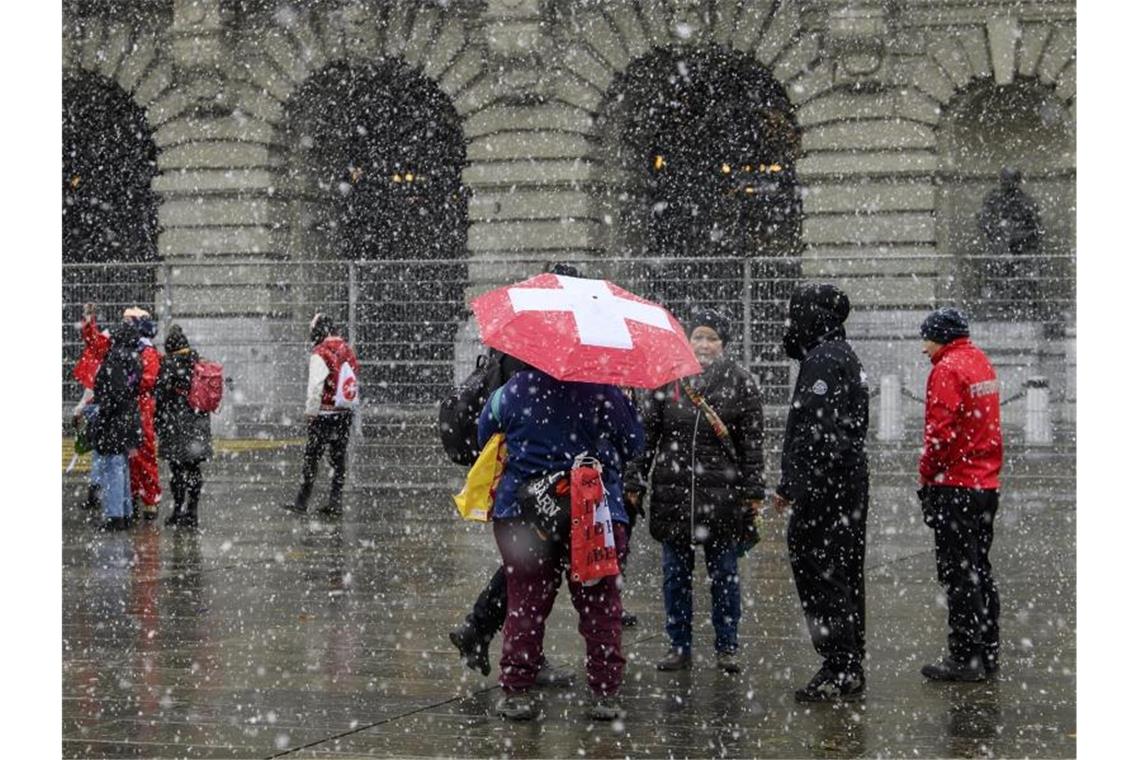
[438,351,505,466]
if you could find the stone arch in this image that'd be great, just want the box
[544,1,816,396]
[915,19,1076,328]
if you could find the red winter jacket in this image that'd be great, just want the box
[312,336,359,411]
[919,338,1003,489]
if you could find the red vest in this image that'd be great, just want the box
[312,337,359,411]
[919,338,1003,489]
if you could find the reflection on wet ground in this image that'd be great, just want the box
[63,453,1075,758]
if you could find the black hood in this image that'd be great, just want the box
[782,284,850,360]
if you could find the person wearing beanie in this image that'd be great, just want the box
[283,312,359,516]
[916,307,1003,682]
[773,283,870,702]
[625,307,766,675]
[154,325,214,528]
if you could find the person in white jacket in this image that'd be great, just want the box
[283,313,359,516]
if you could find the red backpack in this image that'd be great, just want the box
[188,360,224,413]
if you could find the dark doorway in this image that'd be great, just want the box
[600,45,802,400]
[283,59,468,404]
[62,71,160,388]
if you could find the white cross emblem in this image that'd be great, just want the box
[507,276,676,349]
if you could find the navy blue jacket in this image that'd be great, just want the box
[477,370,645,523]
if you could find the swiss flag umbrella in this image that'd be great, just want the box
[470,273,701,388]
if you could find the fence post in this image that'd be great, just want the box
[347,261,358,346]
[1024,376,1052,445]
[877,374,904,441]
[741,258,753,368]
[160,262,173,332]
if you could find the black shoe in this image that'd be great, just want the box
[795,667,866,703]
[176,512,199,529]
[164,510,183,527]
[921,656,986,682]
[317,503,342,517]
[84,485,101,511]
[449,625,491,676]
[282,502,308,515]
[621,611,638,627]
[656,649,692,671]
[100,517,128,532]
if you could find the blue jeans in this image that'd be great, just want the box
[92,453,132,519]
[662,537,741,655]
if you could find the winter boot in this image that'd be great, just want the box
[84,484,101,511]
[164,507,183,527]
[449,624,491,676]
[921,656,986,682]
[716,652,742,674]
[589,696,626,721]
[495,692,537,721]
[795,667,866,703]
[535,659,575,687]
[656,649,692,671]
[621,611,638,627]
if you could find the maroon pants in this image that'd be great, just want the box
[494,517,627,696]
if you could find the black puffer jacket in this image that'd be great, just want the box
[89,322,142,455]
[155,348,214,464]
[628,357,765,547]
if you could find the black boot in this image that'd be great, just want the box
[449,624,491,676]
[164,507,183,527]
[84,484,101,510]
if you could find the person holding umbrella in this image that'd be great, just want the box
[468,272,698,721]
[625,308,766,674]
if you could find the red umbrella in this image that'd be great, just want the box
[470,273,701,388]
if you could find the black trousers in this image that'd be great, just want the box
[922,486,1000,667]
[169,460,203,516]
[786,474,868,678]
[295,413,352,509]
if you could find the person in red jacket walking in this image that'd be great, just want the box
[283,313,359,516]
[917,307,1003,682]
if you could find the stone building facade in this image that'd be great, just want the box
[62,0,1076,441]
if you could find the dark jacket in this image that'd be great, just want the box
[777,286,869,502]
[476,369,645,523]
[89,323,142,455]
[155,348,214,464]
[629,356,765,546]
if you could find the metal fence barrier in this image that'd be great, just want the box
[62,252,1075,487]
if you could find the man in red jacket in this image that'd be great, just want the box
[917,307,1003,682]
[283,313,359,516]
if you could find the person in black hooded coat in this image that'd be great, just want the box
[774,283,870,703]
[155,325,213,528]
[89,321,142,530]
[626,309,765,674]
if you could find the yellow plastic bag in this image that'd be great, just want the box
[452,433,506,522]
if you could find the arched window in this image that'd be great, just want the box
[282,59,468,404]
[62,71,159,384]
[597,45,801,399]
[937,77,1075,328]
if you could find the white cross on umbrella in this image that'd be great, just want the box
[507,276,676,349]
[471,273,701,388]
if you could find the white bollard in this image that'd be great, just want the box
[1024,376,1053,445]
[877,374,904,441]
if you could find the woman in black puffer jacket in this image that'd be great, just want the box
[155,325,213,528]
[626,309,765,673]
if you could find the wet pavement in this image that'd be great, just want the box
[62,449,1075,758]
